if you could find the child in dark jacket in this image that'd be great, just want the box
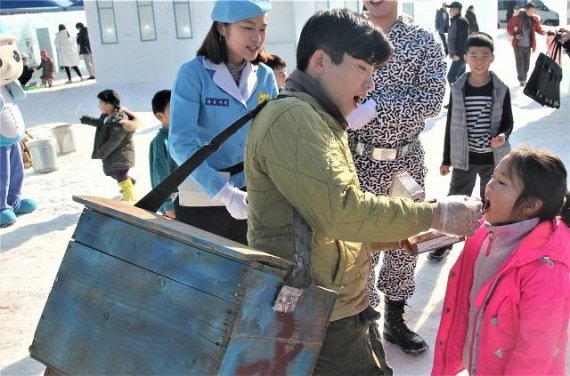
[80,89,140,202]
[149,90,177,218]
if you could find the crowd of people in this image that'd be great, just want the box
[18,22,95,88]
[36,0,570,374]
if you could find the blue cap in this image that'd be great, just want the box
[211,0,271,23]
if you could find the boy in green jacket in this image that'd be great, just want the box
[245,8,482,375]
[149,90,178,218]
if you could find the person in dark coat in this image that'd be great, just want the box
[435,2,450,55]
[37,49,55,87]
[80,90,140,202]
[75,22,95,79]
[446,1,469,86]
[465,5,479,34]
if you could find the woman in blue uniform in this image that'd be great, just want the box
[169,0,278,244]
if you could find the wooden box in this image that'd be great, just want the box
[30,196,336,375]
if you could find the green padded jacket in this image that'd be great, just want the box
[245,91,435,321]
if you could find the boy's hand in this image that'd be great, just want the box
[440,165,450,176]
[163,210,176,219]
[79,115,88,124]
[490,133,506,149]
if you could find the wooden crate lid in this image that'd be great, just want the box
[73,195,292,270]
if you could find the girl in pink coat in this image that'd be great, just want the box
[432,146,570,375]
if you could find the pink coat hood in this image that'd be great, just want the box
[432,218,570,375]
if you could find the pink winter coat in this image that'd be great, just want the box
[432,218,570,375]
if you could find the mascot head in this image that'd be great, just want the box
[0,20,23,87]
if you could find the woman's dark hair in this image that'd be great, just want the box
[465,32,494,53]
[507,147,569,226]
[97,89,121,109]
[296,8,393,72]
[58,24,66,31]
[196,22,270,65]
[75,22,84,30]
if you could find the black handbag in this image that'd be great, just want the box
[523,36,563,108]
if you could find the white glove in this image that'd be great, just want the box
[212,183,248,220]
[432,195,483,237]
[346,99,377,130]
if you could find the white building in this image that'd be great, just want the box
[2,0,568,86]
[83,0,497,86]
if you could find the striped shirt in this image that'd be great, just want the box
[465,80,493,154]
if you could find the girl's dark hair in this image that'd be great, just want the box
[58,24,66,31]
[465,32,494,53]
[507,147,569,226]
[97,89,121,109]
[296,8,393,72]
[196,22,270,65]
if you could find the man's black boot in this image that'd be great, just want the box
[383,298,428,354]
[428,246,452,262]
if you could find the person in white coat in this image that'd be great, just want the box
[169,0,278,244]
[54,24,83,83]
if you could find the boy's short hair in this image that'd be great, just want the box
[525,2,535,9]
[152,90,171,114]
[296,9,393,72]
[465,32,494,53]
[265,54,286,70]
[97,89,120,108]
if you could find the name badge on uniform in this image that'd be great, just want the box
[205,97,229,107]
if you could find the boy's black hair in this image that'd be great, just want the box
[296,8,393,72]
[152,90,171,115]
[97,89,121,109]
[525,2,535,10]
[265,54,286,70]
[75,22,84,29]
[465,32,494,53]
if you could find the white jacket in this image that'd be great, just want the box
[54,30,80,67]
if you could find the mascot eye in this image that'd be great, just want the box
[0,58,3,68]
[12,50,21,63]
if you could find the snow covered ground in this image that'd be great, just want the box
[0,30,569,375]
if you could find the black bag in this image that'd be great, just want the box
[523,37,563,108]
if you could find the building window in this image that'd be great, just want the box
[137,0,157,41]
[96,0,118,44]
[173,0,193,39]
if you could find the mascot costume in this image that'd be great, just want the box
[0,21,37,226]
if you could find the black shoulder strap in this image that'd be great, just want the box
[135,100,269,212]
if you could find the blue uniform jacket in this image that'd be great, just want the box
[169,56,278,198]
[149,127,178,213]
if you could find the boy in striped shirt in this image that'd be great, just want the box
[431,32,513,261]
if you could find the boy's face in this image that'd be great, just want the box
[272,67,287,90]
[155,104,170,128]
[99,100,115,114]
[464,46,494,76]
[316,52,375,117]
